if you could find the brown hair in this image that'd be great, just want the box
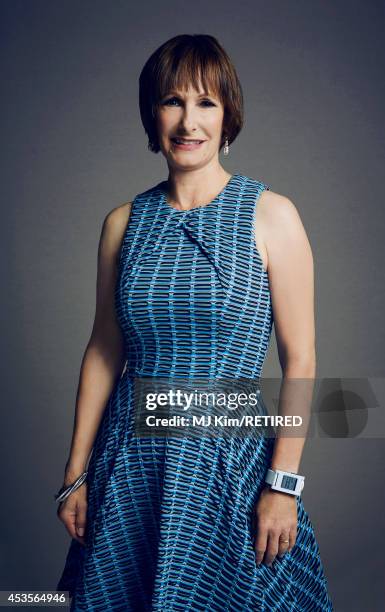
[139,34,244,153]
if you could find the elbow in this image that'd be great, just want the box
[280,350,316,377]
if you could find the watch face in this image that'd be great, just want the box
[281,474,298,491]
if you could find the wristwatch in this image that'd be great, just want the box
[264,468,305,497]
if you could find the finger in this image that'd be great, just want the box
[60,506,85,546]
[60,509,77,539]
[67,515,86,546]
[254,527,268,566]
[287,526,297,553]
[264,531,279,567]
[75,503,87,539]
[277,531,291,558]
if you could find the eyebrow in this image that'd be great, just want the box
[164,90,216,98]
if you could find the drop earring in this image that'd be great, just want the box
[223,138,229,156]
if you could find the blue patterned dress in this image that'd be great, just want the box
[57,173,334,611]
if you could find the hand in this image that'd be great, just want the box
[251,485,297,567]
[56,479,88,547]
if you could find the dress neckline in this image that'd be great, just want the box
[158,173,239,214]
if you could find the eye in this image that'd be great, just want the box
[161,97,216,107]
[162,97,181,106]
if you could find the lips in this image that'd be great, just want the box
[171,138,205,144]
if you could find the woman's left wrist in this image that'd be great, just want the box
[270,464,300,473]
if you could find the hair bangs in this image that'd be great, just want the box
[156,49,224,104]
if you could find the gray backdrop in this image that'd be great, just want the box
[1,1,384,611]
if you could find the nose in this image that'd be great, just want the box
[179,103,198,132]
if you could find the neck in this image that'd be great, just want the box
[165,166,232,210]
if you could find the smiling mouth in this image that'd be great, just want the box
[171,138,205,144]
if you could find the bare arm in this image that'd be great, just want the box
[256,189,316,473]
[252,190,316,567]
[63,202,132,484]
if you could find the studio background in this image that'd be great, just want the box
[1,1,384,611]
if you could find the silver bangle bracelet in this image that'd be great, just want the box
[54,471,88,503]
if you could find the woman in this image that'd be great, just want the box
[56,34,334,611]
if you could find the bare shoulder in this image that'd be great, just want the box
[98,201,133,264]
[104,201,132,233]
[255,189,311,271]
[258,189,308,239]
[103,200,132,240]
[258,189,302,226]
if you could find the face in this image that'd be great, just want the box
[155,81,225,170]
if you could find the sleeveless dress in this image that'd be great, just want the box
[57,173,334,611]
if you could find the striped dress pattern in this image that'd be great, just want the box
[57,173,334,611]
